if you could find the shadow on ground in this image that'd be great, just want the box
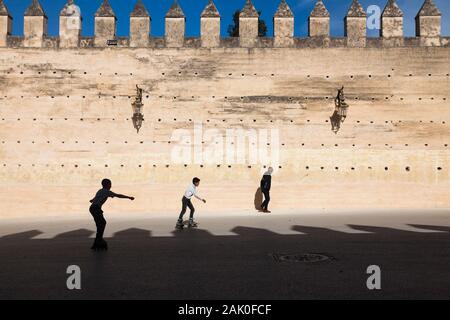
[0,224,449,299]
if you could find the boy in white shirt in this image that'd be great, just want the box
[176,177,206,229]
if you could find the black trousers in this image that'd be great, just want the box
[90,204,106,241]
[178,196,195,221]
[261,190,270,210]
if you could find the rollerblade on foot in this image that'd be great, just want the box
[91,238,108,251]
[188,219,198,228]
[99,239,108,250]
[175,219,184,230]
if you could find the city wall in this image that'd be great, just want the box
[0,0,449,217]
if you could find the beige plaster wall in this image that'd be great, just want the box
[0,47,449,216]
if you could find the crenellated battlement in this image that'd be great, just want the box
[0,0,448,49]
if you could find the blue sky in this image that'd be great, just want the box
[3,0,449,37]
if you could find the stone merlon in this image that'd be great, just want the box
[240,0,259,18]
[60,0,80,17]
[310,0,330,18]
[166,0,185,19]
[416,0,441,17]
[0,0,11,17]
[415,0,441,42]
[275,0,294,18]
[382,0,403,18]
[346,0,366,17]
[130,0,150,18]
[24,0,47,18]
[201,0,220,18]
[95,0,115,18]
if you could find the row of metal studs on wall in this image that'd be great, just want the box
[1,95,448,101]
[2,70,450,78]
[1,140,449,148]
[0,163,445,172]
[0,118,448,125]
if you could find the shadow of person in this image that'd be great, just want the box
[254,187,263,211]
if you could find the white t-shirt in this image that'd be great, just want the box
[184,184,198,200]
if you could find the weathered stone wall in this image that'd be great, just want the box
[417,16,441,37]
[23,16,47,48]
[94,16,116,47]
[59,16,81,48]
[0,46,449,217]
[308,17,329,37]
[239,17,258,47]
[381,17,403,38]
[165,17,185,48]
[201,17,220,48]
[345,17,366,47]
[130,17,150,48]
[0,15,12,47]
[274,17,294,47]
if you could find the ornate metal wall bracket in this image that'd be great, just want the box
[330,86,349,134]
[131,85,144,133]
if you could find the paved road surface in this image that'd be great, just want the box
[0,210,449,299]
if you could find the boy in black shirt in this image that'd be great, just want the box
[89,179,134,250]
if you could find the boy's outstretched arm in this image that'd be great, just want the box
[114,193,135,200]
[194,195,206,203]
